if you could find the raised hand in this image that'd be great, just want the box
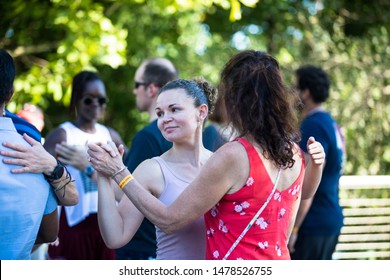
[87,141,126,178]
[306,136,325,166]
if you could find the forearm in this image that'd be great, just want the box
[46,165,78,206]
[287,197,313,252]
[302,155,323,199]
[97,176,132,248]
[88,142,199,233]
[124,186,176,233]
[293,197,313,230]
[301,138,326,199]
[113,152,233,234]
[52,180,78,206]
[113,184,124,202]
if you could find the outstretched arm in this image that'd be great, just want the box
[88,141,244,234]
[93,144,163,248]
[1,133,79,206]
[96,174,146,248]
[288,137,324,252]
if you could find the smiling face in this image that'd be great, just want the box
[77,79,107,122]
[155,88,205,144]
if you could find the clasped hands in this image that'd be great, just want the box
[87,141,126,178]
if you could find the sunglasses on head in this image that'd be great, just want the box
[82,96,107,106]
[134,81,148,89]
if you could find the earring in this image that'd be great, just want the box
[2,108,5,116]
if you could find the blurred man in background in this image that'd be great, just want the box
[289,65,345,260]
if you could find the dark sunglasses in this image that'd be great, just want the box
[134,81,148,89]
[82,96,107,106]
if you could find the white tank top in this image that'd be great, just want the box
[60,121,112,226]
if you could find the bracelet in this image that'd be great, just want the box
[53,181,66,192]
[50,165,74,198]
[118,174,134,189]
[44,160,65,182]
[293,226,299,234]
[111,166,127,178]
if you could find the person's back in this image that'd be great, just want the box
[0,49,58,259]
[205,138,305,260]
[290,65,344,260]
[202,51,320,260]
[5,109,41,142]
[0,119,58,259]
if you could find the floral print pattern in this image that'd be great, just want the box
[278,208,286,221]
[246,177,254,187]
[218,219,229,233]
[289,184,301,196]
[233,201,250,215]
[204,138,305,260]
[255,217,269,229]
[258,241,269,250]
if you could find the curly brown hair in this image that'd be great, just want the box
[219,50,300,168]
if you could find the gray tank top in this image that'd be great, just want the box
[153,157,206,260]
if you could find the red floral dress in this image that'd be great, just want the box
[204,138,305,260]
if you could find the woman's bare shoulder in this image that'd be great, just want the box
[133,158,165,197]
[214,140,247,159]
[203,141,249,174]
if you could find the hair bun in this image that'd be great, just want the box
[193,77,218,114]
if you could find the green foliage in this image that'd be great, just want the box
[0,0,389,175]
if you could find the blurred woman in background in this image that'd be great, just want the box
[44,70,124,260]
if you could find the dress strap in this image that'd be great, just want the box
[236,138,256,154]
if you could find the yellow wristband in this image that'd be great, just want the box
[293,227,299,234]
[118,174,134,189]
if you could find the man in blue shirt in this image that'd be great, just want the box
[289,65,344,260]
[0,49,59,259]
[0,49,79,259]
[0,117,59,259]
